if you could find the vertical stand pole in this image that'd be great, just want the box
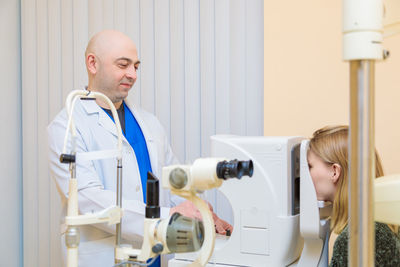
[349,60,375,267]
[115,158,124,265]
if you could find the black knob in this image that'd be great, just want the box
[60,154,75,163]
[152,243,164,254]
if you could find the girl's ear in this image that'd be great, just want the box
[331,163,341,184]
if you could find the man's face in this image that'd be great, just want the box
[95,42,140,103]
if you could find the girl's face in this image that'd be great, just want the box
[307,150,339,202]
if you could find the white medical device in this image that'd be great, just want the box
[170,136,332,267]
[343,1,400,265]
[61,90,124,267]
[61,90,253,267]
[115,158,253,266]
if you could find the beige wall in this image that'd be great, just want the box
[264,1,400,174]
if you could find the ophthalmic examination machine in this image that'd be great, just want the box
[59,90,253,267]
[169,136,332,267]
[169,135,400,267]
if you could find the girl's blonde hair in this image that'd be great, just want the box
[309,125,397,234]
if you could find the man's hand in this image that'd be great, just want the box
[170,200,233,235]
[170,200,202,220]
[212,212,233,236]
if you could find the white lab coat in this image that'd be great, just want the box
[47,98,180,267]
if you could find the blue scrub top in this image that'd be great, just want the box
[122,102,153,202]
[103,102,160,267]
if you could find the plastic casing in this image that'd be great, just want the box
[171,135,304,267]
[342,0,383,60]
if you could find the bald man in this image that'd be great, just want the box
[47,30,232,267]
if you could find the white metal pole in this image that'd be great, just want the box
[349,60,376,267]
[343,0,383,265]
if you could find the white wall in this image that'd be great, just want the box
[0,1,22,266]
[21,0,263,266]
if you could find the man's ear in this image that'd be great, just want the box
[331,163,341,184]
[86,53,97,74]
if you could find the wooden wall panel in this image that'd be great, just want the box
[200,0,216,157]
[184,0,201,161]
[215,0,230,134]
[21,0,39,265]
[170,0,186,161]
[154,0,171,137]
[36,1,50,266]
[1,1,23,267]
[229,0,247,135]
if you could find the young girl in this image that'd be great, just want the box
[308,125,400,266]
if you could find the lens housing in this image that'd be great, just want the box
[165,213,204,253]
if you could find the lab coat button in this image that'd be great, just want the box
[136,185,140,192]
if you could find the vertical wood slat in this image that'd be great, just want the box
[215,0,230,134]
[154,0,171,138]
[88,0,103,39]
[184,0,201,162]
[48,0,63,266]
[73,0,88,89]
[140,0,155,113]
[125,0,141,107]
[61,0,74,100]
[102,0,114,29]
[245,0,264,135]
[114,0,126,32]
[170,0,186,162]
[48,0,63,118]
[36,0,50,266]
[200,0,216,157]
[22,0,39,265]
[1,1,23,267]
[229,0,247,135]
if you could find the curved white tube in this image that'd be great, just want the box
[66,173,79,267]
[67,247,78,267]
[62,90,123,159]
[172,190,215,267]
[62,90,125,267]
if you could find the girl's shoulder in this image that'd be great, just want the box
[375,222,400,266]
[330,223,400,267]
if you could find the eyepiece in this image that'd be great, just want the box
[239,160,253,177]
[216,159,253,180]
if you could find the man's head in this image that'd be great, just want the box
[85,30,140,107]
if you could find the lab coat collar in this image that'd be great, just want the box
[79,99,123,141]
[79,98,158,174]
